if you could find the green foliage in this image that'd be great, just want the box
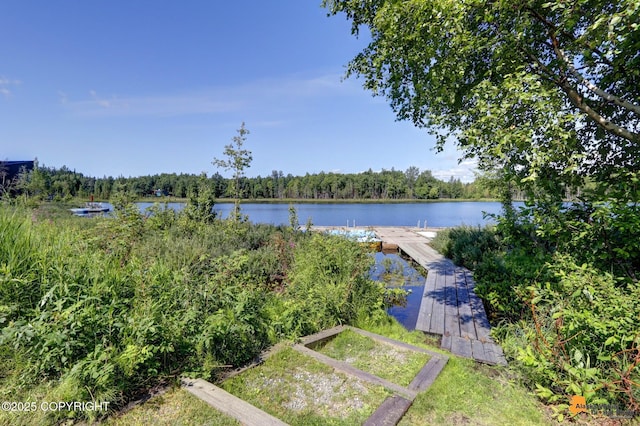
[503,255,640,412]
[179,172,216,228]
[144,202,177,231]
[439,223,640,415]
[532,175,640,279]
[8,164,499,202]
[473,249,551,322]
[288,203,300,231]
[0,205,391,422]
[430,226,501,270]
[283,234,384,336]
[324,0,639,194]
[213,122,252,220]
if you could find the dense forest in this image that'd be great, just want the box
[5,162,500,201]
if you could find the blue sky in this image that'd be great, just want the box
[1,1,475,182]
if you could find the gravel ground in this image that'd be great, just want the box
[250,367,375,419]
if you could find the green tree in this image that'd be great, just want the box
[405,166,420,198]
[213,122,253,221]
[323,0,639,197]
[182,172,216,224]
[17,159,48,201]
[324,0,640,276]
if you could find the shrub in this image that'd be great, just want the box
[432,222,640,417]
[430,225,501,270]
[0,205,389,422]
[502,255,640,415]
[473,249,552,322]
[283,234,385,336]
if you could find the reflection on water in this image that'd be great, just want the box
[370,252,426,330]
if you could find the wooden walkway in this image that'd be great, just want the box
[372,227,507,366]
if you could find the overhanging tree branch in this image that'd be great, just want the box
[558,79,639,142]
[543,32,640,143]
[550,36,640,117]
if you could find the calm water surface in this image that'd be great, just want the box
[370,252,426,330]
[135,201,510,227]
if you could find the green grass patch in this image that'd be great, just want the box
[104,387,240,426]
[356,317,555,425]
[400,357,555,425]
[314,329,430,387]
[221,346,391,425]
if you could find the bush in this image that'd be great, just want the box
[0,205,390,422]
[501,255,640,415]
[430,225,501,270]
[283,234,385,336]
[474,249,552,322]
[437,222,640,417]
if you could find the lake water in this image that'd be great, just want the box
[370,252,427,330]
[135,201,509,227]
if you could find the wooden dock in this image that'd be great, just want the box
[372,227,507,366]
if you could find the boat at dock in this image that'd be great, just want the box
[70,203,110,216]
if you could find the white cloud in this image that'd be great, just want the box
[432,159,478,183]
[0,76,20,98]
[61,73,358,118]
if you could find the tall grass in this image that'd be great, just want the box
[0,203,389,424]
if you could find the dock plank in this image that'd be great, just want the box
[427,270,446,335]
[464,270,492,342]
[449,336,473,359]
[443,266,461,338]
[455,268,477,340]
[482,342,508,366]
[415,273,436,332]
[470,339,490,364]
[441,334,452,351]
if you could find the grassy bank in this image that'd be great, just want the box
[111,319,555,425]
[0,201,392,424]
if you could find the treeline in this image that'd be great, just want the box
[11,164,499,201]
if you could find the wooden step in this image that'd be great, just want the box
[363,395,413,426]
[181,378,288,426]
